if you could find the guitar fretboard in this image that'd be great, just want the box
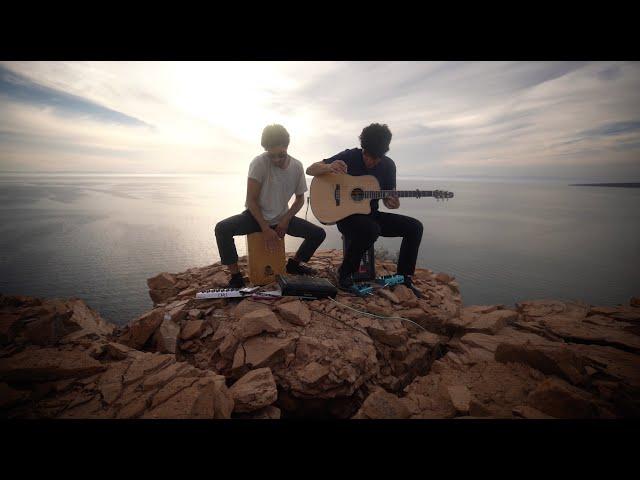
[362,190,434,199]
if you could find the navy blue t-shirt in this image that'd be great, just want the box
[323,148,396,212]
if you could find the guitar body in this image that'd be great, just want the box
[310,173,381,224]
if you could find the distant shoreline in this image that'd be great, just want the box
[569,183,640,188]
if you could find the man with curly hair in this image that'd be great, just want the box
[215,124,326,288]
[306,123,424,297]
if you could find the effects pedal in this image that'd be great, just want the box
[375,274,404,288]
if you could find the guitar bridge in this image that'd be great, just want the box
[334,184,340,206]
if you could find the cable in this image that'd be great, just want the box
[328,297,428,333]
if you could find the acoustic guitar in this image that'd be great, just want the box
[309,173,454,224]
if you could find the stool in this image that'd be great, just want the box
[246,231,286,285]
[341,235,376,281]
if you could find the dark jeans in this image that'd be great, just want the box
[214,210,326,265]
[337,210,423,277]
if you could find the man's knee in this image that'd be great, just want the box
[313,226,327,242]
[412,218,423,238]
[214,220,231,239]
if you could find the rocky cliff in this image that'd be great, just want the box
[1,249,639,419]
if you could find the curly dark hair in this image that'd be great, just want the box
[359,123,392,158]
[261,124,290,149]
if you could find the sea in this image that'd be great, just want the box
[1,173,639,325]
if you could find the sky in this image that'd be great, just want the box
[0,61,639,180]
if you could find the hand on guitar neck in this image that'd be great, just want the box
[382,194,400,209]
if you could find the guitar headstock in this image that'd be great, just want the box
[433,189,455,201]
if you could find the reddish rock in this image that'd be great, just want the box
[464,305,501,316]
[353,388,410,419]
[297,362,331,385]
[528,377,603,418]
[234,298,269,319]
[229,367,278,413]
[378,289,401,304]
[366,326,407,347]
[236,309,283,339]
[516,299,589,319]
[466,309,518,335]
[512,405,555,419]
[540,314,640,352]
[147,272,177,290]
[589,306,621,316]
[153,317,180,353]
[447,385,472,414]
[231,336,293,371]
[181,320,205,340]
[142,375,233,419]
[0,313,21,344]
[0,347,106,382]
[276,300,311,326]
[121,309,164,349]
[239,405,281,419]
[495,342,586,386]
[209,271,229,288]
[393,285,416,303]
[434,272,453,283]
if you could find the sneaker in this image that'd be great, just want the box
[403,275,424,299]
[286,258,317,276]
[226,272,246,289]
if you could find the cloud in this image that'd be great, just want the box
[0,60,638,179]
[0,65,152,129]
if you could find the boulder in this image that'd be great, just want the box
[495,341,587,385]
[353,388,410,419]
[147,272,177,290]
[229,367,278,413]
[393,285,416,304]
[466,309,518,335]
[120,309,164,349]
[153,317,180,353]
[0,347,106,382]
[527,377,603,419]
[181,320,205,341]
[447,385,472,414]
[276,300,311,326]
[236,309,283,340]
[378,289,401,304]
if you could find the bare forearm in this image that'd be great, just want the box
[306,161,331,176]
[246,198,271,231]
[283,197,305,220]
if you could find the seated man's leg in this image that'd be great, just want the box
[336,214,381,278]
[375,211,424,277]
[284,216,326,274]
[214,210,262,286]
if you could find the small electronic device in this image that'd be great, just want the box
[350,283,375,296]
[277,274,338,299]
[195,286,260,299]
[375,274,404,287]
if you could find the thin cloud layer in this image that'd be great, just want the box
[0,61,638,179]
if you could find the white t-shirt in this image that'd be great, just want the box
[245,152,308,224]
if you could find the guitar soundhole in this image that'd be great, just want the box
[350,188,365,201]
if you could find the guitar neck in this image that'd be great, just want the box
[363,189,434,199]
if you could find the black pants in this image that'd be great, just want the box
[215,210,326,265]
[337,210,423,277]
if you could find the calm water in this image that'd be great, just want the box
[1,173,639,325]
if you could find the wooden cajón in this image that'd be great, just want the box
[246,231,286,285]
